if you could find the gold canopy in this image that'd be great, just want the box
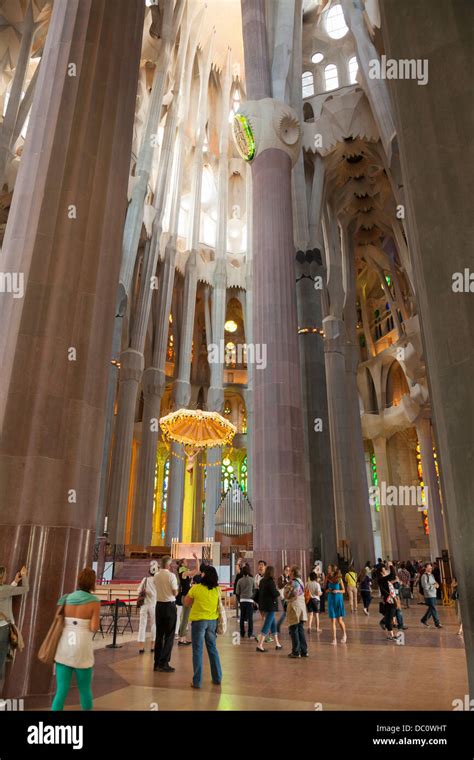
[159,409,237,452]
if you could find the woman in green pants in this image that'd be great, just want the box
[52,568,100,711]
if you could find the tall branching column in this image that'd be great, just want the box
[239,0,310,569]
[0,0,144,699]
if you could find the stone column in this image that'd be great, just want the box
[416,417,447,561]
[0,0,144,701]
[166,251,198,542]
[372,436,399,560]
[239,0,311,570]
[205,52,231,537]
[342,229,376,566]
[344,342,376,566]
[129,8,197,546]
[380,0,474,690]
[119,0,183,296]
[296,153,337,564]
[323,316,352,548]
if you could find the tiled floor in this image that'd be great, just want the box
[63,600,468,711]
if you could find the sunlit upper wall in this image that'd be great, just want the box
[302,2,358,98]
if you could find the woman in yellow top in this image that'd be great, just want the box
[184,565,222,689]
[345,563,359,613]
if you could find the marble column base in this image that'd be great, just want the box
[0,524,94,700]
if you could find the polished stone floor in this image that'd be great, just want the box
[60,600,468,711]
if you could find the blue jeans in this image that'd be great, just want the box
[191,619,222,688]
[289,621,307,656]
[0,625,10,692]
[261,611,276,635]
[421,597,440,626]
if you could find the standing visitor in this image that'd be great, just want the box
[358,566,372,615]
[317,567,326,614]
[397,562,411,609]
[305,571,322,633]
[235,565,255,639]
[327,565,347,645]
[0,565,29,695]
[52,568,100,710]
[377,562,401,642]
[406,560,416,597]
[177,554,200,646]
[285,567,308,658]
[345,563,358,613]
[255,566,282,652]
[153,556,178,672]
[233,558,244,619]
[184,565,222,689]
[420,563,443,629]
[136,562,157,654]
[276,565,290,633]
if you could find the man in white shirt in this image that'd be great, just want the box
[153,557,178,672]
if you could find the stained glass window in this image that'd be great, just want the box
[370,453,380,512]
[416,443,429,535]
[240,455,248,494]
[221,456,234,496]
[161,458,170,540]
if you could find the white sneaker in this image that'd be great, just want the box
[341,635,347,644]
[363,609,369,616]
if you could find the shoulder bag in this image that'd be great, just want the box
[217,592,227,635]
[37,601,66,665]
[136,578,147,609]
[0,612,23,654]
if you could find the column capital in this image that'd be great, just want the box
[142,366,166,398]
[119,348,144,382]
[234,98,302,167]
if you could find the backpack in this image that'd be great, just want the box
[304,584,312,604]
[418,572,424,595]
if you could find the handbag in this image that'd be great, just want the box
[217,594,227,635]
[401,586,411,600]
[136,579,147,609]
[37,603,66,665]
[0,613,23,653]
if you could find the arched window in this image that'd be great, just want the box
[302,71,314,98]
[221,457,234,496]
[311,52,324,64]
[348,56,358,84]
[374,308,382,340]
[324,64,339,91]
[386,361,410,408]
[325,4,348,39]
